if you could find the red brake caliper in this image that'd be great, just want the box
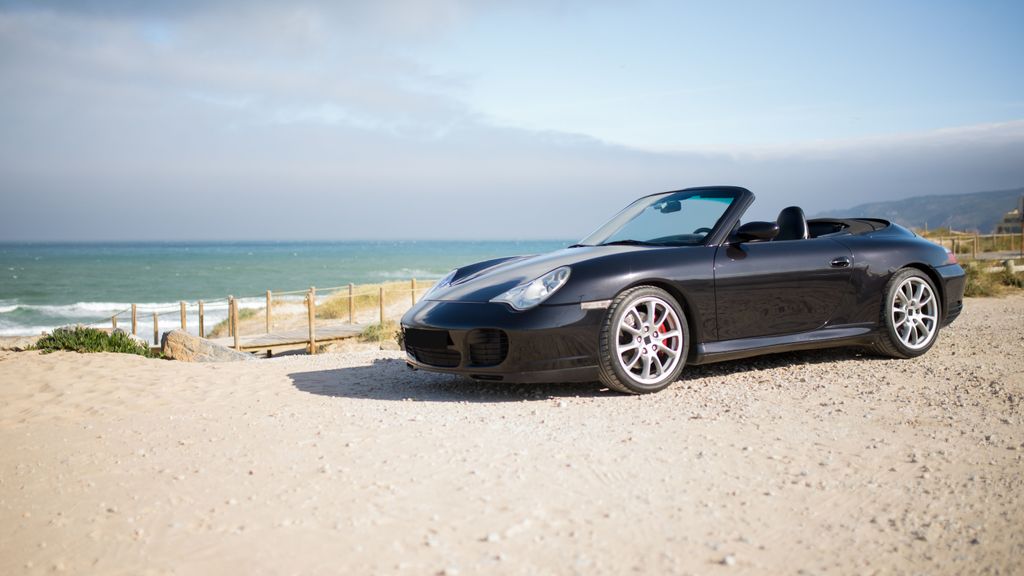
[658,322,669,358]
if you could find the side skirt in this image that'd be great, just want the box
[689,324,878,365]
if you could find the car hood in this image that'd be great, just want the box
[429,245,646,303]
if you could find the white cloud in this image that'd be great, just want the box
[0,2,1022,240]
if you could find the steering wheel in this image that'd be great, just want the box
[693,227,713,235]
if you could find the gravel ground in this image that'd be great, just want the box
[0,295,1021,575]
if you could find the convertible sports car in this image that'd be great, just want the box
[401,186,966,394]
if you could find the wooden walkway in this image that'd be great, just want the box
[210,321,365,351]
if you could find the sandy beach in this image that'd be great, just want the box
[1,295,1022,575]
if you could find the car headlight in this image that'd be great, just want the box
[421,269,457,301]
[491,266,571,311]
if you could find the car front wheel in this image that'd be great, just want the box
[598,286,689,394]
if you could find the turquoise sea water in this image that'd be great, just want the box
[0,240,569,336]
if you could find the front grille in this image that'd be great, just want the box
[408,346,461,368]
[405,328,460,368]
[466,329,508,367]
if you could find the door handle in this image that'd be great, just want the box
[830,256,851,268]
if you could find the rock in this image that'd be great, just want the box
[161,330,254,362]
[379,341,402,351]
[0,335,42,351]
[113,328,150,348]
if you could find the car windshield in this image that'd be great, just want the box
[576,190,737,247]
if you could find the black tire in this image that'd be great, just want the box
[598,286,689,394]
[871,268,942,359]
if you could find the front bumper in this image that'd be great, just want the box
[400,300,605,383]
[936,263,966,326]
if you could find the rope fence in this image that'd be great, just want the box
[84,278,438,352]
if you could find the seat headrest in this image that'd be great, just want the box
[776,206,808,241]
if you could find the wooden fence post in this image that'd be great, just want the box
[972,235,978,260]
[111,315,117,331]
[348,283,354,324]
[131,304,137,336]
[227,296,234,338]
[198,300,205,338]
[180,301,187,331]
[232,298,240,351]
[379,286,385,325]
[153,312,159,346]
[266,290,272,333]
[411,278,417,306]
[308,287,317,354]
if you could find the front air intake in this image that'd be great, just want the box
[404,328,460,368]
[466,329,508,367]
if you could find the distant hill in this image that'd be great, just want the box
[822,187,1024,233]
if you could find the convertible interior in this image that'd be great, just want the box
[749,206,890,241]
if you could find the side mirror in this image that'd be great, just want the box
[735,221,780,243]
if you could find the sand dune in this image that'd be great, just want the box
[1,296,1022,575]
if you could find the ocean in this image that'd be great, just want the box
[0,240,569,337]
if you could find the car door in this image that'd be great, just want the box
[713,237,854,341]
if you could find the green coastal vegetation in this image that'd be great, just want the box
[359,320,400,344]
[34,326,157,357]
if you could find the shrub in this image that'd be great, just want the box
[318,290,379,320]
[962,263,1000,297]
[208,307,258,338]
[35,326,155,357]
[998,269,1024,289]
[359,320,400,343]
[317,281,435,321]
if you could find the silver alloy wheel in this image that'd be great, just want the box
[890,276,938,350]
[615,296,684,384]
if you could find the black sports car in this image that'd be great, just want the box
[401,186,966,394]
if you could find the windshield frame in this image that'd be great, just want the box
[574,187,751,248]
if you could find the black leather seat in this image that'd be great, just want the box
[775,206,808,241]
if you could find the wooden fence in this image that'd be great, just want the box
[97,279,436,354]
[927,233,1024,259]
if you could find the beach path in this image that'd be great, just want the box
[209,320,365,352]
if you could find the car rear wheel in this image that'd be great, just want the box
[872,268,941,358]
[598,286,689,394]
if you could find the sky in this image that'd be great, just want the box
[1,0,1022,241]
